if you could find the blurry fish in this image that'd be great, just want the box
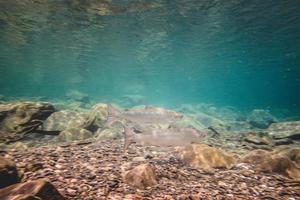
[120,106,183,125]
[123,126,208,151]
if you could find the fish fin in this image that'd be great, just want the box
[108,104,121,116]
[123,126,135,152]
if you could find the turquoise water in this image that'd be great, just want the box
[0,0,300,116]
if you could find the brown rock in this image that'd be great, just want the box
[180,143,236,170]
[240,148,300,179]
[0,157,20,188]
[0,179,65,200]
[240,149,270,165]
[122,163,157,189]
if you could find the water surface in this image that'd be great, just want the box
[0,0,299,116]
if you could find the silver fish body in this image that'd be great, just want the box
[123,126,207,150]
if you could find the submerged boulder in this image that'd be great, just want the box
[57,128,93,142]
[0,102,55,143]
[84,103,109,132]
[0,157,20,188]
[240,148,300,179]
[247,109,277,129]
[122,163,157,189]
[180,143,236,170]
[0,179,65,200]
[42,110,88,132]
[268,121,300,140]
[95,120,124,140]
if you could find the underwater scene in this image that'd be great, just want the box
[0,0,300,199]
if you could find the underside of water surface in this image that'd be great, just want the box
[0,0,300,117]
[1,1,300,200]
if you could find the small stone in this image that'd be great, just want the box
[122,163,157,189]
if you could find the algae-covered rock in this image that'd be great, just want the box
[84,103,109,132]
[95,119,124,140]
[122,163,157,189]
[0,157,20,188]
[180,143,236,170]
[243,132,275,146]
[42,110,88,131]
[268,121,300,140]
[95,127,123,140]
[0,102,55,132]
[247,109,277,129]
[0,179,65,200]
[58,128,93,142]
[0,102,55,143]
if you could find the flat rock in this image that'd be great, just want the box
[268,121,300,140]
[0,179,65,200]
[243,132,274,146]
[180,143,236,170]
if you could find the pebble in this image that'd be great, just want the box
[4,139,299,200]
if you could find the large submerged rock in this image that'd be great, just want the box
[180,143,236,170]
[0,102,55,143]
[247,109,277,129]
[84,103,109,132]
[240,148,300,179]
[0,179,65,200]
[243,132,275,146]
[42,110,88,132]
[57,128,93,142]
[268,121,300,140]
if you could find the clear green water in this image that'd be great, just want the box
[0,0,300,116]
